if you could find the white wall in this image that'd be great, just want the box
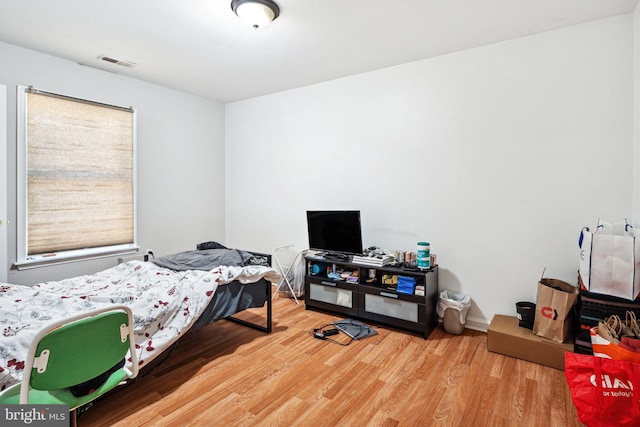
[226,15,633,330]
[634,5,640,224]
[0,85,6,282]
[1,42,226,285]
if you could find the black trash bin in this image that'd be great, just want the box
[516,301,536,329]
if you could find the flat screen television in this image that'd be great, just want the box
[306,210,363,258]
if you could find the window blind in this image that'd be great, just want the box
[26,91,134,255]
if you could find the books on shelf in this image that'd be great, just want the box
[352,254,395,267]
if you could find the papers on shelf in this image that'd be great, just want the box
[351,254,395,267]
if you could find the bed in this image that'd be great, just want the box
[0,247,280,391]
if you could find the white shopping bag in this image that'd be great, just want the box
[579,219,640,301]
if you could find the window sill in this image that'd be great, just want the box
[13,245,139,270]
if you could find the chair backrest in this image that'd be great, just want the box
[20,305,138,403]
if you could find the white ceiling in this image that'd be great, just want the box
[0,0,637,103]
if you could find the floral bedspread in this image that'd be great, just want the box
[0,260,280,390]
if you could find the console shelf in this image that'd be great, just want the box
[304,255,439,338]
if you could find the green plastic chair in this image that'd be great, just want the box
[0,305,139,425]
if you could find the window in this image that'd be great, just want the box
[15,86,137,269]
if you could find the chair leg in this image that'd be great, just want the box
[283,276,299,304]
[273,272,299,304]
[272,277,285,298]
[272,276,287,299]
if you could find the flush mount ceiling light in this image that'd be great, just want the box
[231,0,280,29]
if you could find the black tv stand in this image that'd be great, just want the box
[304,255,439,339]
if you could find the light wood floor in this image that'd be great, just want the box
[79,291,584,427]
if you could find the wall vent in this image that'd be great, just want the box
[97,54,137,68]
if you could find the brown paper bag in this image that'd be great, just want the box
[533,277,579,343]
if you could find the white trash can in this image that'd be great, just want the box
[436,290,471,335]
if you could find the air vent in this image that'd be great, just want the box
[97,55,137,68]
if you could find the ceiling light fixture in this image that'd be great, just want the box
[231,0,280,29]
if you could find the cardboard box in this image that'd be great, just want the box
[488,314,573,370]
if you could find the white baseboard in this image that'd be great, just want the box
[438,315,490,333]
[464,316,490,332]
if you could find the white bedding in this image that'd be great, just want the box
[0,260,280,390]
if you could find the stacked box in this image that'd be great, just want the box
[488,315,574,370]
[574,290,640,355]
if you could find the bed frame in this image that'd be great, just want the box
[186,250,273,335]
[226,252,273,333]
[78,250,275,415]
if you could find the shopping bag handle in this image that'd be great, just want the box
[578,227,589,248]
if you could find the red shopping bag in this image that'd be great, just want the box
[565,352,640,427]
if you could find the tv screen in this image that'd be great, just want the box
[306,210,363,256]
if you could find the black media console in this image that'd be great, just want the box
[304,254,439,339]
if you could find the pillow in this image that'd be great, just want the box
[196,241,228,250]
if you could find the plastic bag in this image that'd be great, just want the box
[436,290,471,324]
[565,352,640,427]
[579,219,640,300]
[281,258,305,298]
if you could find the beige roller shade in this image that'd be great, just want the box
[26,91,134,255]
